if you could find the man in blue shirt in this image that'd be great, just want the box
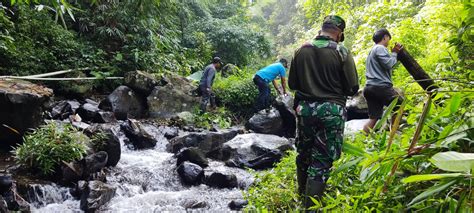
[253,58,288,112]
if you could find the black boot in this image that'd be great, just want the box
[303,179,326,211]
[296,165,307,195]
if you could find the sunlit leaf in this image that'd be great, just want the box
[408,180,457,206]
[430,151,474,172]
[402,173,465,183]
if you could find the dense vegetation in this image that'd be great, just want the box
[14,122,87,175]
[1,0,472,211]
[245,0,473,212]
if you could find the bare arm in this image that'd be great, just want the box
[281,77,287,95]
[272,80,281,94]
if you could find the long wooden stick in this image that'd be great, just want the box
[1,76,123,81]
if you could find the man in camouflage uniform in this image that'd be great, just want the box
[288,15,359,209]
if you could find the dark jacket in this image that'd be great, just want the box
[289,36,359,106]
[199,64,217,89]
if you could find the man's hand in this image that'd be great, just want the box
[392,43,403,53]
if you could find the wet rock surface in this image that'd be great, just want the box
[177,162,204,186]
[167,128,241,155]
[204,172,238,189]
[80,180,116,212]
[220,133,294,170]
[247,108,284,135]
[124,71,159,95]
[176,147,209,168]
[99,86,146,120]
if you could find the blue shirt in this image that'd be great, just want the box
[256,63,286,82]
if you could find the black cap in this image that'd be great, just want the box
[212,57,222,65]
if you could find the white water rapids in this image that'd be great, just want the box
[28,120,367,212]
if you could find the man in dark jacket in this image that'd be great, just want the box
[199,57,222,113]
[289,15,359,209]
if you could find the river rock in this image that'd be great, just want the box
[50,100,81,120]
[84,124,121,166]
[220,133,293,170]
[274,95,296,137]
[0,196,7,213]
[147,84,200,119]
[147,73,200,119]
[120,119,156,149]
[83,151,108,177]
[77,103,101,122]
[0,176,12,194]
[124,70,159,95]
[167,128,241,155]
[229,199,248,210]
[161,126,179,139]
[177,162,204,186]
[99,86,146,120]
[205,172,238,189]
[80,180,116,212]
[182,200,207,209]
[346,89,369,120]
[95,111,116,123]
[0,79,53,149]
[176,147,209,168]
[246,108,284,135]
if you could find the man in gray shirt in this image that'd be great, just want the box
[199,57,222,113]
[363,29,403,133]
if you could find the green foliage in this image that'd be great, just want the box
[13,122,87,175]
[213,68,259,117]
[245,91,474,211]
[89,130,109,152]
[245,151,299,211]
[193,107,232,130]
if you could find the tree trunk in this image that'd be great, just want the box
[397,48,438,92]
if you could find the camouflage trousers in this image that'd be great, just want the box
[295,100,346,190]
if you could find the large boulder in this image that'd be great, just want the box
[176,147,209,168]
[177,162,204,186]
[0,80,53,149]
[85,124,121,166]
[80,180,116,212]
[120,119,157,149]
[246,108,284,135]
[166,128,241,156]
[346,89,369,121]
[274,95,296,137]
[147,73,200,119]
[99,86,146,120]
[204,172,238,189]
[124,71,159,95]
[220,133,294,170]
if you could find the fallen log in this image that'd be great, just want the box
[397,48,438,92]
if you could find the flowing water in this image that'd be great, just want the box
[29,124,254,212]
[28,120,365,212]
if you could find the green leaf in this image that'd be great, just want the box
[449,94,462,114]
[430,151,474,173]
[408,180,457,206]
[373,97,398,131]
[333,157,362,174]
[343,142,366,157]
[402,173,465,183]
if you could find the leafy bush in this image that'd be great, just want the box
[193,107,233,130]
[245,151,299,211]
[13,122,88,175]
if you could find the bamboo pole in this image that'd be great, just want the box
[398,48,438,92]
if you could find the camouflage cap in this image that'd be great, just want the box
[322,15,346,32]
